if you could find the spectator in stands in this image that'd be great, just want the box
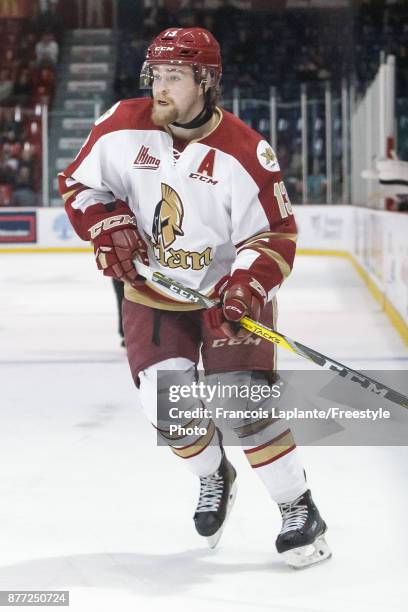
[114,68,135,100]
[143,1,172,35]
[33,67,56,104]
[295,49,319,82]
[231,28,257,67]
[12,68,33,106]
[308,162,327,203]
[19,32,38,66]
[290,146,303,177]
[11,167,38,207]
[237,71,256,88]
[36,1,64,42]
[284,145,303,203]
[276,143,292,174]
[0,184,13,206]
[312,48,331,81]
[35,32,59,68]
[0,109,15,140]
[213,0,242,41]
[3,141,20,175]
[177,7,197,28]
[19,146,35,179]
[0,150,16,187]
[77,0,105,28]
[0,69,13,101]
[118,0,143,32]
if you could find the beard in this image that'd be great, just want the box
[151,98,178,126]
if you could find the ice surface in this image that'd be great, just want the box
[0,253,407,611]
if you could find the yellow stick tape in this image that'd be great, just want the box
[240,316,298,353]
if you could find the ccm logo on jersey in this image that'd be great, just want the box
[89,215,136,239]
[133,145,160,170]
[189,148,218,185]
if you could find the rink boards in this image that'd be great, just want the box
[0,204,407,343]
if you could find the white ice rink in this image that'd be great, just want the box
[1,252,407,612]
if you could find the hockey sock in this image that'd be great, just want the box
[169,420,223,477]
[242,436,307,503]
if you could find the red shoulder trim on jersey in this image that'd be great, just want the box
[64,98,161,177]
[203,109,294,231]
[202,108,265,173]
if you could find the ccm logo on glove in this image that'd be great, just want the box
[89,210,148,285]
[89,214,137,239]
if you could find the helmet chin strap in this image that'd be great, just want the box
[171,88,214,129]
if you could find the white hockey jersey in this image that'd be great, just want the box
[59,98,297,310]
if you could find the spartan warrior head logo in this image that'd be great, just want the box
[152,183,184,249]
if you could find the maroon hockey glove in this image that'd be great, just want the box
[204,272,266,339]
[89,210,149,285]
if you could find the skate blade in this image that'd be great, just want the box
[282,534,332,569]
[206,480,237,549]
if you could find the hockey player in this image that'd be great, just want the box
[59,27,331,568]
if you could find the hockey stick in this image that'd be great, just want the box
[134,261,408,410]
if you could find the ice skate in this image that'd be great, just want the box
[276,489,331,569]
[193,450,237,549]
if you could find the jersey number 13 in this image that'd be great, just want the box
[274,181,293,218]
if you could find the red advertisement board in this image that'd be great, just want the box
[0,211,37,243]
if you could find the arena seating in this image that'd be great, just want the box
[1,2,408,206]
[0,15,60,206]
[114,2,408,129]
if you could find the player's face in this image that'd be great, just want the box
[151,64,203,127]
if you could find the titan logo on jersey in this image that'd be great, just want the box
[152,183,184,249]
[133,145,160,170]
[151,183,213,271]
[189,148,218,185]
